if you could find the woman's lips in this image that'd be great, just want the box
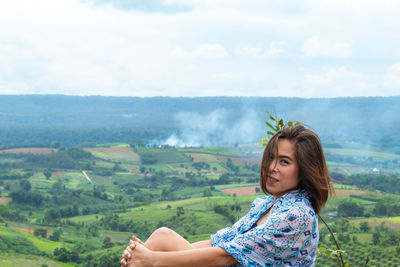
[267,176,279,184]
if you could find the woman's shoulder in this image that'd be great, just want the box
[250,195,274,209]
[275,190,316,217]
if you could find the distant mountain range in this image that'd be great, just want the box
[0,95,399,149]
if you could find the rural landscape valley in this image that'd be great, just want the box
[0,96,400,267]
[1,142,400,266]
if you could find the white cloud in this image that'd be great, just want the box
[0,0,399,97]
[304,66,354,87]
[302,66,366,97]
[172,44,228,60]
[264,41,286,58]
[301,36,352,58]
[194,44,229,58]
[235,44,261,57]
[384,63,400,89]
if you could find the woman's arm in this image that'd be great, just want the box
[129,242,238,267]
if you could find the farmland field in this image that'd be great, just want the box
[0,253,75,267]
[85,147,140,163]
[0,197,11,204]
[0,147,55,154]
[220,185,261,196]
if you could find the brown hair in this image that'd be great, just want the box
[260,125,333,214]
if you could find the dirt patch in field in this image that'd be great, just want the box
[127,167,139,174]
[13,227,34,235]
[0,148,55,154]
[13,227,52,238]
[221,186,261,196]
[84,147,133,152]
[0,197,11,204]
[333,189,370,198]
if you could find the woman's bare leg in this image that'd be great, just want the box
[143,227,194,251]
[121,227,194,266]
[122,227,211,266]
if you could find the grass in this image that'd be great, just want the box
[136,148,192,164]
[66,213,105,224]
[18,231,66,255]
[90,151,140,163]
[142,163,173,172]
[96,143,130,148]
[353,232,372,242]
[184,152,219,162]
[208,162,229,172]
[122,204,231,238]
[351,217,400,230]
[388,216,400,224]
[0,253,75,267]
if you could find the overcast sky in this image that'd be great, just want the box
[1,0,400,97]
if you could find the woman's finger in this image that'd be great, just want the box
[121,258,127,266]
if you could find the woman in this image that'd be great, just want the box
[121,125,333,266]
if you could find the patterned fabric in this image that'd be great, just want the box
[211,190,318,266]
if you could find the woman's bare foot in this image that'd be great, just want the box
[132,235,144,245]
[121,241,137,266]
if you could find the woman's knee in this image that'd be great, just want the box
[153,227,174,238]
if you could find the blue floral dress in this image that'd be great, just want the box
[211,190,318,266]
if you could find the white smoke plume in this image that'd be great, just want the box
[161,109,264,147]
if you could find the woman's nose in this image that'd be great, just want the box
[270,161,278,172]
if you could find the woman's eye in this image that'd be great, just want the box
[280,160,289,165]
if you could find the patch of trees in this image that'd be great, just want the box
[226,158,239,173]
[49,180,85,205]
[337,200,364,217]
[140,154,157,164]
[53,247,80,263]
[84,251,121,267]
[371,223,400,246]
[93,185,108,200]
[192,162,210,171]
[99,213,151,237]
[92,168,115,176]
[9,190,45,206]
[0,170,33,180]
[373,198,400,217]
[44,204,80,221]
[331,172,400,194]
[243,164,260,172]
[33,227,48,238]
[24,147,92,169]
[0,205,26,222]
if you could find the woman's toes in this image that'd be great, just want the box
[132,235,144,244]
[123,249,131,259]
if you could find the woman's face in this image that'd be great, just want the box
[266,139,300,199]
